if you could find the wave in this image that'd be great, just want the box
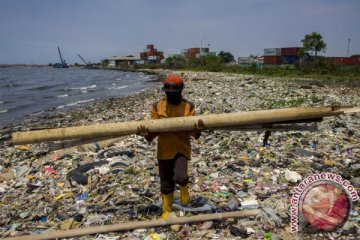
[108,85,128,90]
[56,99,95,109]
[29,85,53,91]
[0,109,8,114]
[2,83,21,88]
[57,94,69,98]
[69,84,97,90]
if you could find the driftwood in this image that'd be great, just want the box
[4,209,261,240]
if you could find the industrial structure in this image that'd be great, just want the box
[139,44,164,64]
[54,47,69,68]
[77,54,96,69]
[104,56,140,68]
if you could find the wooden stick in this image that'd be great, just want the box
[4,209,261,240]
[12,107,344,145]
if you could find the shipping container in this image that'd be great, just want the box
[263,56,281,64]
[206,52,217,56]
[281,47,302,56]
[326,57,359,65]
[148,56,159,60]
[188,48,200,54]
[264,48,281,56]
[342,57,359,65]
[281,55,298,64]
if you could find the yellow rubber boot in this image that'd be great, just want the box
[161,192,174,219]
[180,185,190,206]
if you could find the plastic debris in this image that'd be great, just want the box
[284,169,302,183]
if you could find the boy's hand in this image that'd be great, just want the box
[137,125,149,136]
[193,119,204,140]
[194,119,205,131]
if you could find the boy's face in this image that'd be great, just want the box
[166,91,182,105]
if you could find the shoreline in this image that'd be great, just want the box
[0,70,359,239]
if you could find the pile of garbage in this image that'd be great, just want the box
[0,70,359,239]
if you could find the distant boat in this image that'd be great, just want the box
[54,47,69,68]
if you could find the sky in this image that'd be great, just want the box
[0,0,359,64]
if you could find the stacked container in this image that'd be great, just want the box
[263,48,281,64]
[139,44,165,64]
[280,47,301,64]
[182,48,210,59]
[263,47,303,65]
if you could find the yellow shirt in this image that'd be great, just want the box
[150,97,196,160]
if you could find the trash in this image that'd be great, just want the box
[40,216,47,223]
[75,192,88,201]
[67,160,108,185]
[229,225,249,238]
[240,199,259,209]
[350,164,360,170]
[223,198,239,211]
[170,224,181,232]
[97,165,111,175]
[284,169,302,183]
[173,203,213,212]
[261,206,283,227]
[264,232,273,240]
[144,233,161,240]
[199,221,213,230]
[0,170,15,182]
[236,191,248,198]
[60,218,81,230]
[44,166,57,175]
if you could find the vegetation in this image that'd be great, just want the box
[218,51,235,63]
[301,32,327,57]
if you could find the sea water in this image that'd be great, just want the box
[0,66,159,125]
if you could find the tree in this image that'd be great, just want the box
[218,51,235,63]
[301,32,327,57]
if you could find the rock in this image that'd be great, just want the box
[284,169,302,183]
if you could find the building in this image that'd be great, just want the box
[104,56,140,68]
[140,44,164,64]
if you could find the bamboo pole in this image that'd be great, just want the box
[12,107,344,145]
[4,209,261,240]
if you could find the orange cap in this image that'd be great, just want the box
[163,75,184,92]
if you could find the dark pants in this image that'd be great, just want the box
[158,154,189,194]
